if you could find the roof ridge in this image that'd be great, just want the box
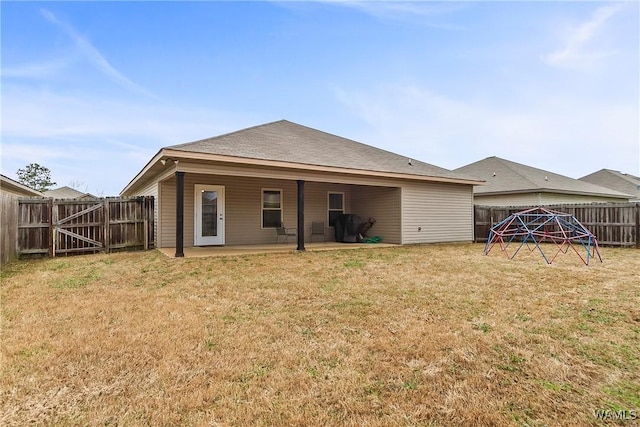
[489,157,631,197]
[170,119,288,149]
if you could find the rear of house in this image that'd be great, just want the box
[121,120,482,252]
[455,156,632,206]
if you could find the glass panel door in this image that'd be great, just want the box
[201,190,218,237]
[195,185,225,245]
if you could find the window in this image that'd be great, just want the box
[328,192,344,227]
[262,189,282,228]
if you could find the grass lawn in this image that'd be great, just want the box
[1,243,639,426]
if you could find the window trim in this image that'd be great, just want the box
[262,188,283,229]
[327,191,345,227]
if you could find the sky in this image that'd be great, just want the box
[1,1,638,196]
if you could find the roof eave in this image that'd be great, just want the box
[0,175,45,197]
[120,149,164,195]
[161,148,485,186]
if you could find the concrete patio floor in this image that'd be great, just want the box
[157,241,397,258]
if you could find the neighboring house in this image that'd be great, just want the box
[454,156,632,207]
[43,186,95,199]
[0,174,44,197]
[579,169,640,202]
[0,175,43,265]
[121,120,483,254]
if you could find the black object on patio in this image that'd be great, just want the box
[334,214,376,243]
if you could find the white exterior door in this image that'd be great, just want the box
[195,185,225,246]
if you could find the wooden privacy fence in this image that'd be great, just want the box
[1,193,19,265]
[18,196,154,258]
[474,203,640,248]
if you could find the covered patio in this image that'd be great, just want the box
[157,241,397,258]
[122,120,481,255]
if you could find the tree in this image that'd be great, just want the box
[68,179,88,192]
[16,163,57,192]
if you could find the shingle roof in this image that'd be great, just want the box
[579,169,640,201]
[168,120,478,182]
[44,186,94,199]
[454,156,631,199]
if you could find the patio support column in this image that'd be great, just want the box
[175,171,185,257]
[297,180,305,251]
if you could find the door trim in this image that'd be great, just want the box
[194,184,225,246]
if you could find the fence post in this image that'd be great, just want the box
[143,197,149,251]
[149,196,155,249]
[636,203,640,249]
[473,206,477,243]
[48,198,55,258]
[104,198,110,253]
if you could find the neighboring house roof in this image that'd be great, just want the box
[44,186,95,199]
[579,169,640,201]
[454,156,632,199]
[123,120,482,194]
[0,174,44,197]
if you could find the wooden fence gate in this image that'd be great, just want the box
[18,197,154,258]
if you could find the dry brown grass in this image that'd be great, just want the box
[1,243,639,426]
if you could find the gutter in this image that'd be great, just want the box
[122,148,484,195]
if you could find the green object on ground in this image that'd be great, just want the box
[362,236,382,243]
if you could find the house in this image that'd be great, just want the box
[579,169,640,202]
[0,174,44,197]
[454,156,632,207]
[121,120,483,255]
[43,186,95,199]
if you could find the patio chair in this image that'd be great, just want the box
[275,222,296,244]
[310,221,325,242]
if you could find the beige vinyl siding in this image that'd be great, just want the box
[156,163,474,247]
[351,185,401,244]
[133,180,159,248]
[302,182,352,241]
[538,192,628,205]
[160,178,176,248]
[473,193,542,207]
[189,175,293,246]
[160,174,358,247]
[402,182,474,244]
[0,176,44,197]
[1,187,35,197]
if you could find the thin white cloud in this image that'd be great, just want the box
[0,141,78,163]
[334,83,639,177]
[0,85,255,193]
[278,0,466,30]
[542,3,623,69]
[337,1,465,18]
[1,58,70,79]
[1,86,230,143]
[40,8,156,98]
